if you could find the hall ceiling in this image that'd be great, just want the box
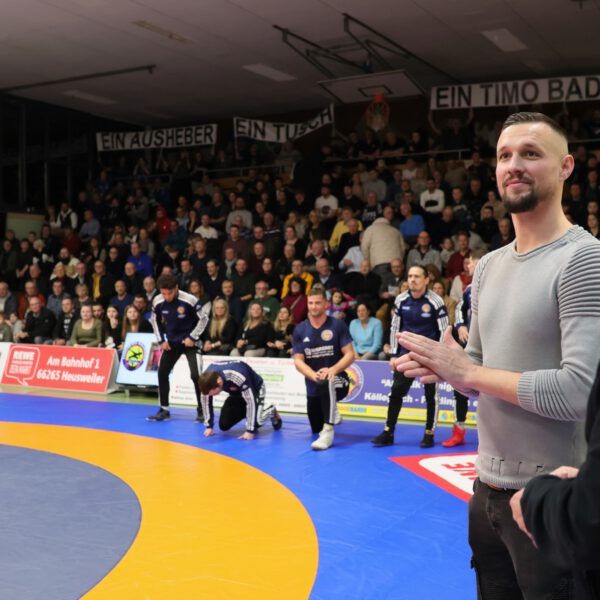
[1,0,599,125]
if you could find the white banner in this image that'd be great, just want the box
[0,342,11,378]
[234,105,334,143]
[96,124,218,151]
[170,355,309,413]
[431,75,600,110]
[116,335,308,412]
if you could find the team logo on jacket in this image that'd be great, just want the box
[321,329,333,341]
[422,304,431,312]
[177,306,185,314]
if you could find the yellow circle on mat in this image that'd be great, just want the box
[0,422,319,599]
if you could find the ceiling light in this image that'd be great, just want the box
[63,90,117,105]
[133,20,191,44]
[242,64,297,82]
[481,28,528,53]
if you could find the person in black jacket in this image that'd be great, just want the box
[0,281,18,317]
[202,298,237,356]
[510,361,600,599]
[15,297,56,344]
[122,262,145,296]
[91,260,116,307]
[53,297,77,345]
[230,302,274,357]
[148,274,209,422]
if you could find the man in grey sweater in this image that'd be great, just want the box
[396,112,600,599]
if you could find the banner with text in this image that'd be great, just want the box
[1,345,119,394]
[96,124,218,152]
[431,75,600,110]
[234,105,334,143]
[339,361,477,425]
[117,334,309,411]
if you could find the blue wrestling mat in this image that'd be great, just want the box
[0,393,477,599]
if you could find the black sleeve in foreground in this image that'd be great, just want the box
[521,378,600,571]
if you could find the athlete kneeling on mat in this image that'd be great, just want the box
[292,285,355,451]
[198,360,282,440]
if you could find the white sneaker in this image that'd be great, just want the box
[333,404,343,425]
[311,425,334,450]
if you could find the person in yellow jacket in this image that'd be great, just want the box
[281,259,313,299]
[328,207,363,252]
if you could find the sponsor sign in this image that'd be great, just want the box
[1,344,118,394]
[117,334,308,410]
[431,75,600,109]
[234,105,334,143]
[96,124,218,151]
[188,356,306,414]
[117,333,163,387]
[391,453,478,502]
[339,361,477,425]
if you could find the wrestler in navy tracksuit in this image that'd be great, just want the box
[453,284,472,423]
[200,361,275,433]
[150,290,209,414]
[292,316,353,434]
[387,290,448,433]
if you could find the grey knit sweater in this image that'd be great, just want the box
[467,226,600,489]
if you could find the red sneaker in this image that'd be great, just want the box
[442,424,466,447]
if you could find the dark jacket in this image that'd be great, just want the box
[94,273,117,307]
[24,308,56,340]
[342,271,381,308]
[314,271,342,292]
[235,320,275,352]
[202,274,224,300]
[202,317,237,355]
[123,273,144,296]
[0,292,18,317]
[54,311,77,342]
[522,361,600,599]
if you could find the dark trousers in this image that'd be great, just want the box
[307,379,337,434]
[219,395,247,431]
[454,389,469,423]
[219,386,267,432]
[386,371,437,432]
[469,478,574,600]
[158,344,201,410]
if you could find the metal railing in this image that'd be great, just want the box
[323,147,475,166]
[204,163,289,179]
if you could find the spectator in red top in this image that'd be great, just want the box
[155,207,171,241]
[445,231,471,279]
[222,224,248,260]
[17,281,46,319]
[247,241,267,277]
[282,277,308,324]
[62,225,81,258]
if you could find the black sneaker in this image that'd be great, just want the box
[195,408,204,423]
[271,411,283,431]
[371,430,394,446]
[420,433,435,448]
[146,408,171,421]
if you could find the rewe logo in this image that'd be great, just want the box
[391,453,478,502]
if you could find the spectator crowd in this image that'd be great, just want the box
[1,109,599,357]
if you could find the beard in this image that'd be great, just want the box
[501,186,540,214]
